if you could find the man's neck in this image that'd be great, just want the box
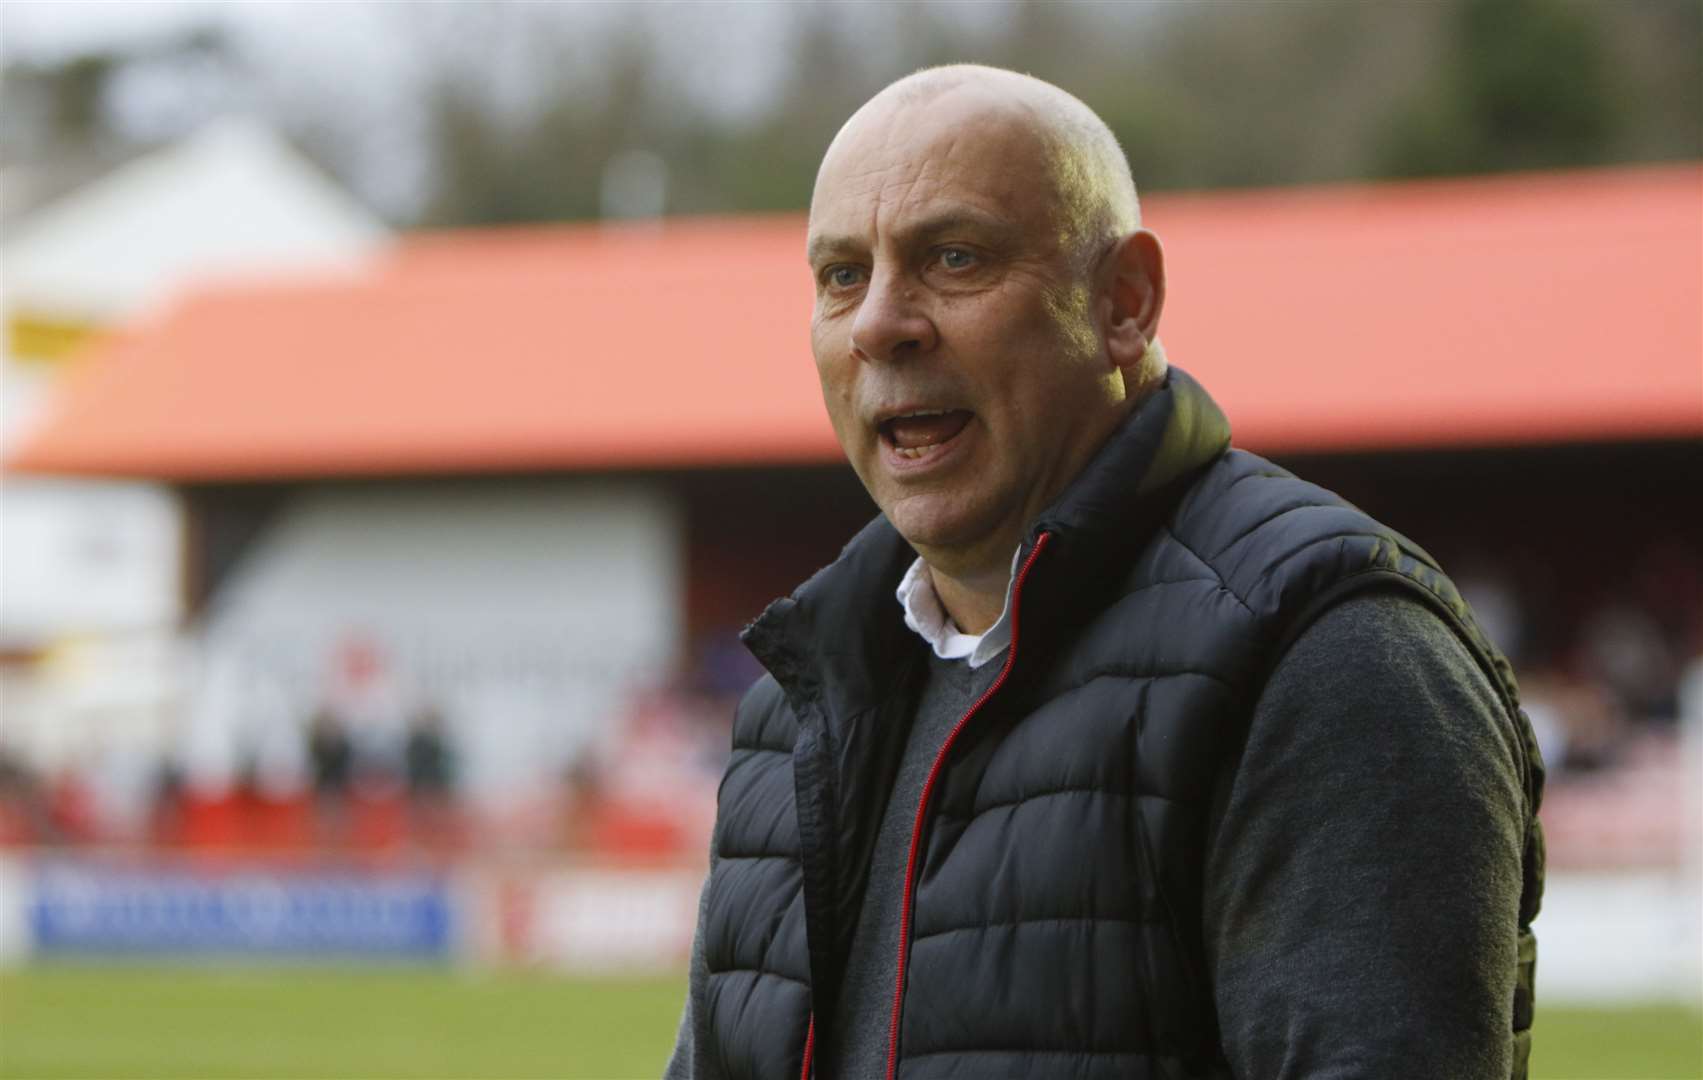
[926,559,1014,636]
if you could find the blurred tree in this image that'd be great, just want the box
[0,29,246,222]
[667,5,863,216]
[2,28,242,153]
[418,10,662,225]
[1597,0,1703,164]
[48,53,117,144]
[6,0,1696,229]
[1376,0,1615,177]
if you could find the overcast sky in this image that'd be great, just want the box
[3,2,275,59]
[0,1,1146,220]
[2,1,819,218]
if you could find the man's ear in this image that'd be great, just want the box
[1101,229,1165,373]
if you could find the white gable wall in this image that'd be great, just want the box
[185,478,683,811]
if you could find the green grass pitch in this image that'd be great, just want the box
[0,966,1698,1079]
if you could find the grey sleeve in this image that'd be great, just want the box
[663,827,720,1080]
[1204,591,1527,1080]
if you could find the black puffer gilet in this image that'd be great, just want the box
[704,368,1545,1080]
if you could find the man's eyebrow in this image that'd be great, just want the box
[806,209,1018,267]
[806,234,862,267]
[902,209,1015,245]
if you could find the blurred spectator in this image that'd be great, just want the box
[307,707,353,798]
[307,707,351,846]
[1579,604,1679,723]
[405,703,459,851]
[405,704,455,798]
[45,762,98,843]
[577,678,721,860]
[327,635,409,785]
[1458,562,1527,666]
[1521,670,1630,773]
[0,749,49,845]
[146,756,185,846]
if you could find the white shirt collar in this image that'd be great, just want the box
[894,548,1021,670]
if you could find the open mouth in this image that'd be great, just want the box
[878,409,974,459]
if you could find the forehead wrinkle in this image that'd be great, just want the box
[896,207,1019,249]
[808,169,931,264]
[812,138,926,216]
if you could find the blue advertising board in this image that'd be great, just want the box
[28,861,456,959]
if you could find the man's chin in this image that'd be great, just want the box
[882,498,1010,568]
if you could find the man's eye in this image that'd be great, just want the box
[825,266,865,289]
[938,247,977,270]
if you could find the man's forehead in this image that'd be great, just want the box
[820,86,1049,185]
[808,92,1059,254]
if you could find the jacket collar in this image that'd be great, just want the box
[1023,365,1231,635]
[742,365,1232,720]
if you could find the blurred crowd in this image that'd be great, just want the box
[1458,537,1700,870]
[0,634,751,862]
[0,563,1696,868]
[0,689,463,857]
[1459,541,1699,774]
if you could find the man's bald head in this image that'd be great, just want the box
[816,64,1140,267]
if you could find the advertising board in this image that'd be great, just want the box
[27,858,455,959]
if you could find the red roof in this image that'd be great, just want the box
[9,164,1700,481]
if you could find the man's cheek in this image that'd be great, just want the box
[809,319,844,371]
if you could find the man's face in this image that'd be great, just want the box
[807,90,1120,573]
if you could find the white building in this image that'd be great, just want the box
[1,120,386,833]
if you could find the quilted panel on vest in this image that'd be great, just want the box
[706,674,812,1080]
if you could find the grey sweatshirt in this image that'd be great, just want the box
[664,591,1527,1079]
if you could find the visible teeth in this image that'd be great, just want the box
[882,408,963,459]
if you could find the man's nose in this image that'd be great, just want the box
[849,270,937,363]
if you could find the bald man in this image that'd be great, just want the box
[665,66,1544,1080]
